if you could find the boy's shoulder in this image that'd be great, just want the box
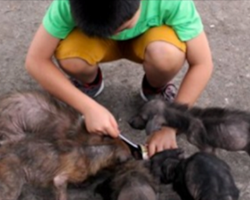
[143,0,201,22]
[43,0,75,39]
[111,0,203,42]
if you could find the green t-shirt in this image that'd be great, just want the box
[43,0,203,41]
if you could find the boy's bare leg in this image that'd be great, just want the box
[143,41,185,156]
[58,58,98,84]
[143,41,185,89]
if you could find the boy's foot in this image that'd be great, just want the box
[70,68,104,98]
[140,75,177,102]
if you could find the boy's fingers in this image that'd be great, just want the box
[109,117,119,138]
[156,145,164,153]
[171,141,178,149]
[163,144,170,150]
[110,116,118,129]
[104,126,117,138]
[104,122,119,138]
[148,143,156,157]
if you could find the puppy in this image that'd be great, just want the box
[150,150,240,200]
[96,159,157,200]
[129,97,250,154]
[149,148,185,183]
[0,132,131,200]
[95,148,185,200]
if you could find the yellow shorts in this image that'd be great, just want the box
[55,25,186,65]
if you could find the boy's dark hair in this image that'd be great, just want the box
[69,0,140,38]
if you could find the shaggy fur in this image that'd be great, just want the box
[0,90,79,145]
[96,160,157,200]
[129,97,250,155]
[151,150,239,200]
[0,133,131,200]
[0,90,134,200]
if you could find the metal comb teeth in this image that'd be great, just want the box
[119,134,148,160]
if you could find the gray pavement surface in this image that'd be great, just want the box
[0,0,250,200]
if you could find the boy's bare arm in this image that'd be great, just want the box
[146,31,213,156]
[25,24,119,137]
[175,31,213,106]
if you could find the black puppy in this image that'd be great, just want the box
[150,150,240,200]
[129,98,250,154]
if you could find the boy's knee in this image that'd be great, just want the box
[58,58,96,75]
[144,41,185,70]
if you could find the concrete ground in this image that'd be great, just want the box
[0,0,250,199]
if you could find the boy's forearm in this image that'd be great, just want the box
[174,63,213,106]
[25,58,97,115]
[174,31,213,107]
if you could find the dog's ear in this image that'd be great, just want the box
[161,158,179,183]
[145,115,166,135]
[128,115,147,130]
[150,153,180,184]
[169,148,185,159]
[150,148,185,165]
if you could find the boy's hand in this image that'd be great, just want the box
[25,25,119,138]
[84,101,119,138]
[146,126,178,157]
